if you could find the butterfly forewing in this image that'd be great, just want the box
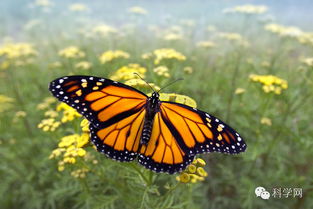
[49,76,147,128]
[159,102,247,155]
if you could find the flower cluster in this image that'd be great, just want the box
[0,94,14,113]
[75,61,92,70]
[152,48,186,65]
[110,63,146,81]
[71,168,89,178]
[261,117,272,126]
[99,50,130,64]
[90,24,117,37]
[153,66,170,78]
[196,41,216,49]
[218,32,250,47]
[0,42,37,69]
[250,74,288,94]
[58,46,85,59]
[69,3,89,12]
[128,6,148,15]
[37,97,57,110]
[125,79,160,91]
[301,57,313,67]
[159,93,197,108]
[223,4,268,14]
[176,158,208,183]
[163,33,183,41]
[183,66,193,74]
[37,118,61,132]
[56,103,82,123]
[33,0,53,8]
[264,24,303,38]
[49,119,90,171]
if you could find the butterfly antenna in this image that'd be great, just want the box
[157,78,184,93]
[133,73,155,92]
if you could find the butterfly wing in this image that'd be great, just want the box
[138,112,195,174]
[49,76,147,129]
[160,102,247,155]
[89,107,146,161]
[138,101,247,174]
[49,75,148,161]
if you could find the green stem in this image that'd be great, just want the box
[129,163,150,186]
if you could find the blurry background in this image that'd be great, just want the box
[0,0,312,209]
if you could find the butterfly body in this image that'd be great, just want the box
[49,75,247,174]
[141,92,161,144]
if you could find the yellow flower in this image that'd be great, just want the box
[176,172,190,183]
[80,119,90,132]
[0,42,38,59]
[153,48,186,65]
[235,88,246,95]
[218,32,250,47]
[69,3,89,12]
[110,63,146,81]
[187,164,197,173]
[128,6,148,15]
[196,41,216,49]
[13,111,27,123]
[56,103,81,123]
[301,57,313,67]
[196,167,208,177]
[0,61,10,70]
[250,74,288,94]
[33,0,53,8]
[261,117,272,126]
[71,168,89,178]
[77,133,90,148]
[37,118,61,132]
[90,24,117,37]
[49,61,62,69]
[177,158,208,183]
[0,94,14,113]
[44,110,58,118]
[223,4,268,14]
[99,50,130,64]
[125,79,160,91]
[264,24,303,38]
[141,52,153,60]
[159,93,197,108]
[37,97,57,110]
[75,61,92,70]
[183,66,193,74]
[192,158,206,167]
[163,33,183,41]
[153,66,170,78]
[58,46,85,59]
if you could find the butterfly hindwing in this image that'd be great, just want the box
[159,102,247,155]
[89,108,145,162]
[49,76,147,129]
[138,112,195,174]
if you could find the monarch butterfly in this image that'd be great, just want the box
[49,76,247,174]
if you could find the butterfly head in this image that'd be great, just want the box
[147,91,160,110]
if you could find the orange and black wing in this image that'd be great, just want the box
[138,111,195,174]
[137,102,247,174]
[49,75,148,161]
[49,75,147,129]
[160,102,247,155]
[89,107,146,161]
